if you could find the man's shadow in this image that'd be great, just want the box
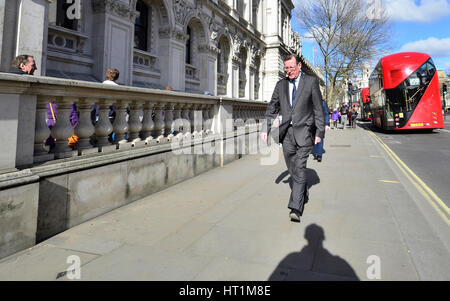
[268,224,359,281]
[275,168,320,190]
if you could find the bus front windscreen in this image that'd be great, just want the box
[384,58,436,127]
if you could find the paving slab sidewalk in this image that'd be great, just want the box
[0,124,449,281]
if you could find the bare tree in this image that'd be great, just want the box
[294,0,392,107]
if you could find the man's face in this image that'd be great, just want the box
[284,57,301,80]
[21,57,37,75]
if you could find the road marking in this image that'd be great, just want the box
[439,129,450,133]
[379,180,401,184]
[370,155,383,158]
[368,131,450,226]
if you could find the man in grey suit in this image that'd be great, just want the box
[261,54,325,223]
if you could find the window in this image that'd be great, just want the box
[186,26,191,64]
[50,0,78,30]
[384,58,436,127]
[135,0,148,51]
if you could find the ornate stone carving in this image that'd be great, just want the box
[250,44,261,69]
[198,44,220,55]
[174,0,195,25]
[232,35,242,57]
[92,0,135,21]
[159,27,189,43]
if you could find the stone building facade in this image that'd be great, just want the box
[0,0,323,102]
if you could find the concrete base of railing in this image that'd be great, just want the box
[0,128,263,259]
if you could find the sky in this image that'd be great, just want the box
[291,0,450,73]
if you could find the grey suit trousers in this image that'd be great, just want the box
[282,126,313,215]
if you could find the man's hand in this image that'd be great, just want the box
[260,132,268,143]
[314,136,321,144]
[325,125,330,131]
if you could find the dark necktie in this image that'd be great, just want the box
[290,79,297,106]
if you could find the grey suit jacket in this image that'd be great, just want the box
[263,73,325,147]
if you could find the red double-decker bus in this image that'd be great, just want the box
[360,88,372,121]
[369,52,444,130]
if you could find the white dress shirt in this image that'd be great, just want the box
[288,73,301,107]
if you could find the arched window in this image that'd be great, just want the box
[217,36,230,95]
[186,26,191,64]
[217,37,229,74]
[239,47,247,98]
[134,0,149,51]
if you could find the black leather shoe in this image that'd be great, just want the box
[317,156,322,162]
[289,210,301,222]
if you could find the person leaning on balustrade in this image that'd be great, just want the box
[10,54,37,75]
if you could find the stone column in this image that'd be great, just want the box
[141,102,155,144]
[128,100,143,143]
[75,97,96,153]
[112,100,129,145]
[232,58,240,98]
[95,99,114,147]
[159,28,188,91]
[51,96,75,158]
[14,0,49,75]
[34,96,53,162]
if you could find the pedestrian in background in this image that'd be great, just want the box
[313,98,330,162]
[331,108,340,129]
[10,54,37,75]
[340,104,349,129]
[351,107,358,128]
[102,68,120,142]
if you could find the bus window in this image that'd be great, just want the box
[385,58,436,114]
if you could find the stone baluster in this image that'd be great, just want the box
[245,106,251,124]
[189,104,196,137]
[202,104,210,135]
[95,99,114,147]
[164,103,175,140]
[51,96,75,158]
[234,105,243,129]
[152,103,166,142]
[75,97,96,152]
[128,100,143,143]
[141,101,155,144]
[209,105,215,134]
[192,104,203,138]
[112,100,129,144]
[172,104,183,139]
[182,104,192,137]
[34,96,53,162]
[244,106,250,124]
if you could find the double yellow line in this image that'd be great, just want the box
[368,131,450,226]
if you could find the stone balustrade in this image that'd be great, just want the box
[0,73,268,172]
